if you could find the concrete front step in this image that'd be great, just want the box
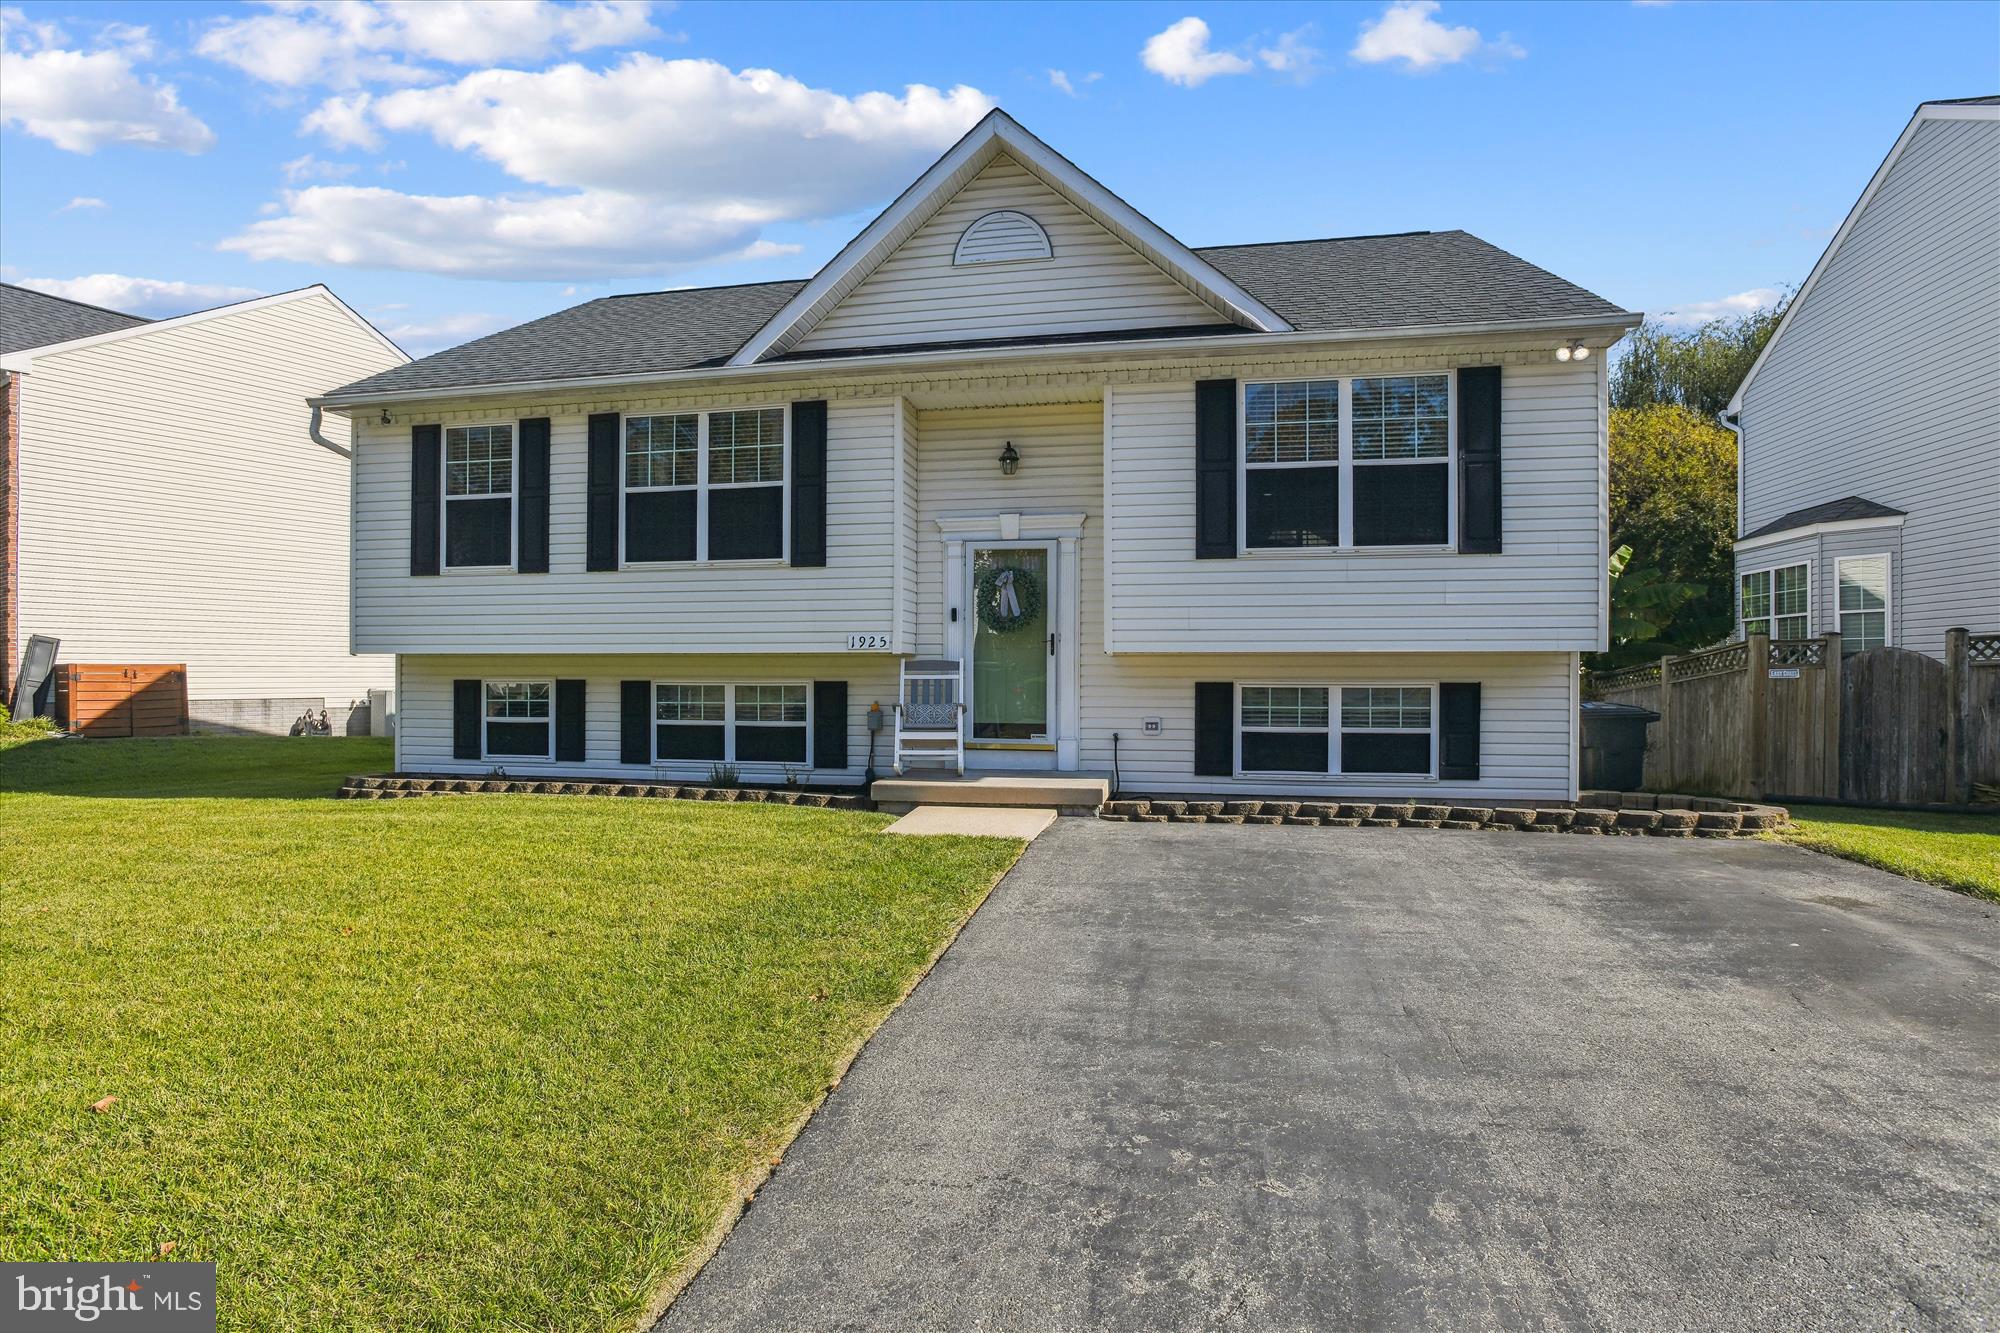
[872,773,1109,815]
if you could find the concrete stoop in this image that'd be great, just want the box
[872,774,1109,817]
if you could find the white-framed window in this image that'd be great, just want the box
[482,680,551,759]
[444,423,514,569]
[1338,685,1436,776]
[652,682,809,765]
[1239,373,1455,552]
[1237,681,1439,777]
[621,406,787,565]
[1836,554,1890,655]
[1740,562,1809,640]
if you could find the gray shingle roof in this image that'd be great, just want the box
[0,283,148,357]
[326,229,1631,399]
[1741,496,1906,542]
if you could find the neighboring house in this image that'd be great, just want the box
[317,111,1638,798]
[1,283,407,732]
[1727,95,1999,660]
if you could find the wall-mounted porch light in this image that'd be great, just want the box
[998,440,1020,476]
[1554,341,1592,362]
[379,408,393,426]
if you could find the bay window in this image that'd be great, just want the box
[1741,563,1809,640]
[622,406,787,564]
[1240,374,1454,551]
[444,424,514,568]
[1836,555,1890,654]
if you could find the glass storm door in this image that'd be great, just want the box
[969,545,1054,742]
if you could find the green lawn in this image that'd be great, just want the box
[1779,804,2000,902]
[0,733,1022,1331]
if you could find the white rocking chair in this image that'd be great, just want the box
[894,658,966,776]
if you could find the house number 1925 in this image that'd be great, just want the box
[845,633,891,650]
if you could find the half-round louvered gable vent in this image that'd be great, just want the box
[953,210,1053,266]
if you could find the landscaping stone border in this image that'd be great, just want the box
[336,774,871,810]
[1097,791,1787,836]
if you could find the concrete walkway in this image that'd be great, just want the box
[661,821,2000,1332]
[882,805,1058,839]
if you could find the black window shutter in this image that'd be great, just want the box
[1194,682,1234,776]
[620,680,650,764]
[452,679,480,759]
[517,417,551,573]
[1457,366,1502,554]
[791,400,827,567]
[555,678,585,761]
[410,424,441,576]
[812,680,847,770]
[587,412,620,572]
[1194,380,1237,559]
[1439,682,1481,780]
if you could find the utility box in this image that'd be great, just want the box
[54,664,189,738]
[368,687,397,737]
[1580,700,1659,792]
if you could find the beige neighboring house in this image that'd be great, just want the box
[1,283,407,733]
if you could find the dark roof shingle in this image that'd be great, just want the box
[0,283,148,357]
[1741,496,1906,542]
[326,229,1631,399]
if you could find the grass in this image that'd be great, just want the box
[0,734,1023,1331]
[1779,804,2000,902]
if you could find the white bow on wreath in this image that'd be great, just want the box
[993,569,1022,618]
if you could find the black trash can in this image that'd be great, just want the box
[1580,700,1659,792]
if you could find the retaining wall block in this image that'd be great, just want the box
[1262,802,1302,818]
[1695,811,1743,832]
[1323,817,1362,827]
[1298,803,1338,822]
[1187,801,1226,817]
[1657,810,1699,831]
[1209,814,1246,824]
[1403,819,1444,829]
[1740,810,1787,831]
[1106,800,1147,817]
[1520,822,1558,833]
[1150,801,1187,817]
[1448,807,1495,825]
[1338,803,1377,820]
[1571,808,1618,830]
[1246,814,1284,825]
[1099,813,1131,822]
[1649,827,1695,838]
[1536,808,1577,828]
[1224,801,1264,817]
[1362,817,1400,827]
[1616,809,1663,830]
[1492,808,1537,828]
[1283,815,1320,826]
[1373,804,1416,822]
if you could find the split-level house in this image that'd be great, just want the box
[1727,95,1998,660]
[1,283,404,732]
[316,111,1638,799]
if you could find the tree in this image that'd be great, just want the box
[1610,302,1786,418]
[1606,542,1700,660]
[1591,402,1740,669]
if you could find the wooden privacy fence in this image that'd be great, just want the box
[1594,628,2000,805]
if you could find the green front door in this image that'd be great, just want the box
[969,546,1052,741]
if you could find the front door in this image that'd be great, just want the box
[967,543,1055,753]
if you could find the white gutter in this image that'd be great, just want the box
[1717,409,1744,539]
[312,309,1643,409]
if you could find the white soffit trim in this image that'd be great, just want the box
[1727,98,1999,413]
[0,284,409,372]
[726,108,1293,367]
[1734,513,1906,553]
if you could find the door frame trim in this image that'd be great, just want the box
[936,512,1085,770]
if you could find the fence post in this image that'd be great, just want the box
[1655,653,1675,791]
[1745,632,1770,800]
[1821,631,1842,799]
[1944,627,1969,803]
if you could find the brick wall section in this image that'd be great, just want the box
[0,372,16,702]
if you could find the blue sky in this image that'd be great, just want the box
[2,1,1994,355]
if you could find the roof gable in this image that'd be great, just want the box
[0,285,405,373]
[727,109,1291,365]
[1728,96,2000,412]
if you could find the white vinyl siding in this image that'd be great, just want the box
[1737,113,2000,658]
[1106,359,1606,653]
[352,398,898,654]
[791,152,1223,352]
[12,290,399,707]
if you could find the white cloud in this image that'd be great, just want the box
[379,310,513,355]
[1351,1,1523,72]
[16,274,263,318]
[197,1,662,90]
[1258,26,1322,80]
[1655,287,1785,328]
[302,93,381,149]
[1141,17,1253,87]
[0,17,214,153]
[1047,69,1101,98]
[235,57,991,280]
[55,195,106,212]
[282,152,359,183]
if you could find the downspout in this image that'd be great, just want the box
[309,405,353,459]
[1717,409,1743,539]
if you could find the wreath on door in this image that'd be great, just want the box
[974,564,1044,634]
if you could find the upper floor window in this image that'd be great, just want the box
[1741,562,1808,640]
[444,424,513,568]
[1837,555,1890,654]
[1240,374,1454,552]
[622,407,787,565]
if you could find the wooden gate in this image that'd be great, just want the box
[1839,648,1950,805]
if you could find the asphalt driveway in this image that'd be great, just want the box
[662,821,2000,1332]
